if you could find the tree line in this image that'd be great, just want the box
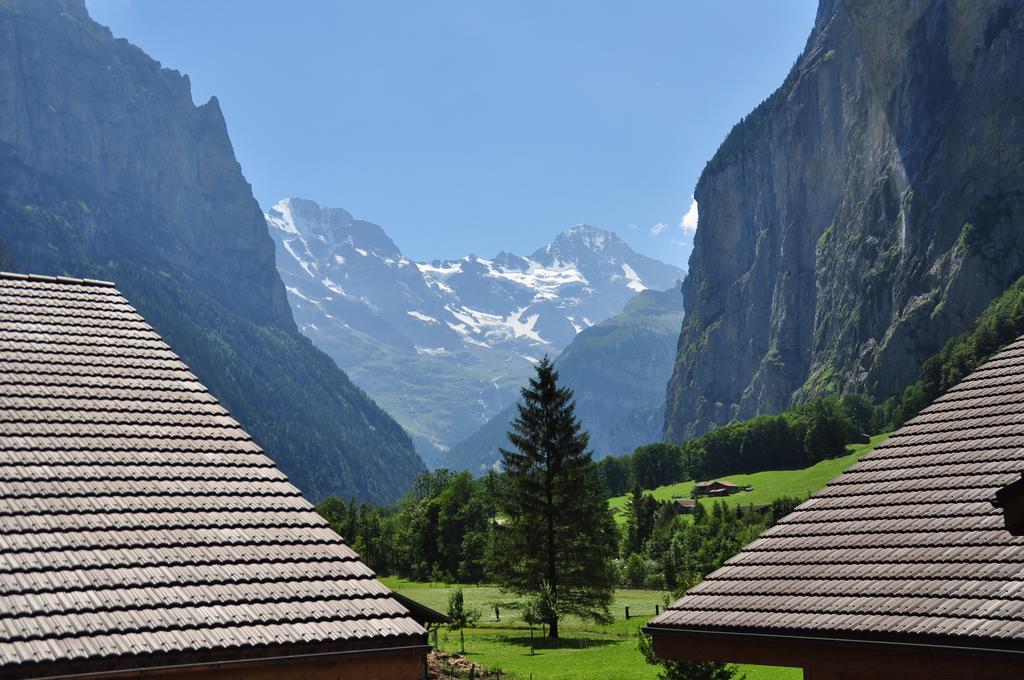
[620,485,801,591]
[315,357,807,658]
[317,468,498,584]
[597,393,874,498]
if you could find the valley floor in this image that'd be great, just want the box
[383,579,799,679]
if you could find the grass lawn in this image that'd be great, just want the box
[608,433,889,524]
[382,578,799,679]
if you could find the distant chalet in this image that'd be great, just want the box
[693,479,749,497]
[646,335,1024,678]
[671,498,697,514]
[0,273,427,679]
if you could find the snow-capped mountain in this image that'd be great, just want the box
[266,197,684,464]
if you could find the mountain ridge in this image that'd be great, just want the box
[267,197,684,461]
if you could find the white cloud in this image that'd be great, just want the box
[680,196,699,234]
[626,223,638,231]
[649,222,667,236]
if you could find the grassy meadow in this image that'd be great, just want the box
[383,578,800,679]
[608,433,889,524]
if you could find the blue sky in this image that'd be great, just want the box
[86,1,817,267]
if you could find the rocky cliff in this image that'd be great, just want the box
[665,0,1024,441]
[0,0,424,501]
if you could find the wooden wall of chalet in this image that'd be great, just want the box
[153,650,423,680]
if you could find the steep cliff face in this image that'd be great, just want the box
[0,1,288,325]
[0,0,424,501]
[665,0,1024,442]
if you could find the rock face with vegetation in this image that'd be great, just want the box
[446,287,684,473]
[0,0,423,501]
[665,0,1024,442]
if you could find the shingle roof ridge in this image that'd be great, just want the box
[0,271,116,288]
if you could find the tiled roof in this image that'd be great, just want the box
[0,273,426,677]
[649,335,1024,651]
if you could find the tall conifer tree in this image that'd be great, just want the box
[488,357,616,638]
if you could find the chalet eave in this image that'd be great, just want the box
[643,624,1024,679]
[20,640,431,680]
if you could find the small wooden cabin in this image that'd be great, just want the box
[671,498,697,514]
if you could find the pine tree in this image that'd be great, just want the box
[624,485,645,556]
[488,357,616,639]
[623,484,659,557]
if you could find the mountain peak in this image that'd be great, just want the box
[533,224,629,263]
[558,224,621,250]
[267,198,401,259]
[566,223,609,235]
[268,197,355,236]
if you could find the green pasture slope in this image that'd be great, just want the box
[383,578,800,679]
[608,434,889,524]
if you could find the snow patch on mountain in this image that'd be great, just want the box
[418,256,588,304]
[507,307,547,344]
[407,310,439,324]
[285,285,315,303]
[281,240,316,278]
[621,263,647,292]
[490,261,588,300]
[322,277,345,295]
[416,346,450,356]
